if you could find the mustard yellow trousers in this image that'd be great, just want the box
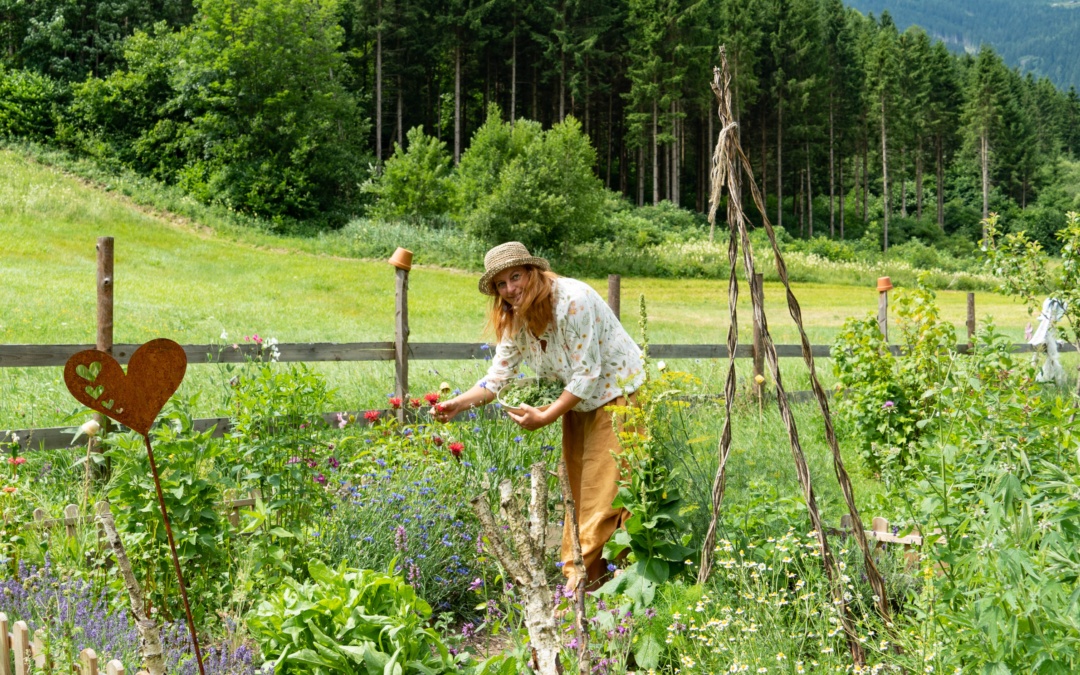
[560,394,633,585]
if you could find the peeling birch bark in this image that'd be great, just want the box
[96,501,167,675]
[470,461,561,675]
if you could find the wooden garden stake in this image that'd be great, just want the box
[390,248,412,424]
[63,339,205,675]
[967,292,976,351]
[557,461,589,675]
[607,274,621,322]
[93,237,114,477]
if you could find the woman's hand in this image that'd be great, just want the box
[431,385,494,423]
[507,404,553,431]
[431,397,464,423]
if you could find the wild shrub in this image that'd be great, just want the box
[0,67,67,140]
[365,126,454,220]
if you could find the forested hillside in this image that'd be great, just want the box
[2,0,1079,258]
[845,0,1080,89]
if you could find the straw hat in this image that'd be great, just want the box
[478,242,551,296]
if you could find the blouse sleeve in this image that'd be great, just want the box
[476,336,523,395]
[561,294,604,402]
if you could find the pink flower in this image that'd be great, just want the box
[335,412,347,429]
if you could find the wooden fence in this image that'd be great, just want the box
[1,239,1070,452]
[1,612,133,675]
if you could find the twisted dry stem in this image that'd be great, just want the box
[697,45,895,666]
[470,461,562,675]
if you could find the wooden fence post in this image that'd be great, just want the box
[877,277,892,341]
[12,621,27,675]
[607,274,621,321]
[752,273,764,398]
[389,248,412,423]
[93,237,114,476]
[63,504,79,540]
[0,613,11,675]
[967,292,976,351]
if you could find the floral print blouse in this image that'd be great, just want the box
[477,278,645,412]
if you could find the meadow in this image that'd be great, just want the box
[0,148,1042,431]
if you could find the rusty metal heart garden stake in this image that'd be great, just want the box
[63,338,206,675]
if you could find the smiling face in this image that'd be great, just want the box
[492,265,530,307]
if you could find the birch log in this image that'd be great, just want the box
[470,462,560,675]
[96,502,167,675]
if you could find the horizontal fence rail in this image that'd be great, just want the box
[0,341,1069,368]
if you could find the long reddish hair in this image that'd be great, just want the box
[485,266,560,341]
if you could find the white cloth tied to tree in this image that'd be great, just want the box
[1029,297,1067,386]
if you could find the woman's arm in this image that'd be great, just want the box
[431,384,495,422]
[507,390,582,431]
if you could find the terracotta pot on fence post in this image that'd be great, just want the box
[877,277,892,341]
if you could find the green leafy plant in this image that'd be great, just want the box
[246,560,453,675]
[832,274,955,473]
[596,295,695,611]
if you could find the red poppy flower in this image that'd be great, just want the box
[424,392,440,405]
[389,397,403,409]
[410,398,423,408]
[448,442,464,460]
[432,436,444,447]
[364,410,380,423]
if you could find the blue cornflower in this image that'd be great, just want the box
[607,564,617,572]
[479,381,488,389]
[480,344,489,350]
[513,436,523,442]
[524,473,531,477]
[473,427,482,433]
[453,389,461,395]
[555,562,565,568]
[487,467,497,473]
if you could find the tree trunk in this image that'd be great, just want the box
[916,138,923,220]
[606,89,614,188]
[454,40,461,165]
[839,157,845,239]
[511,29,516,127]
[981,131,990,226]
[829,92,835,237]
[532,65,538,121]
[670,100,677,203]
[900,146,907,218]
[397,76,403,150]
[761,106,767,206]
[376,0,383,163]
[777,96,783,229]
[638,144,645,206]
[560,49,566,123]
[862,115,868,220]
[799,168,805,237]
[936,133,944,227]
[653,96,659,204]
[807,141,813,238]
[880,94,890,252]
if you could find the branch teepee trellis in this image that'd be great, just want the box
[695,46,893,666]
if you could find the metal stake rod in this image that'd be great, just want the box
[143,434,205,675]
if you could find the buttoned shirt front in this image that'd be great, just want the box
[477,278,645,412]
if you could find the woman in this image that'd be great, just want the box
[433,242,645,590]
